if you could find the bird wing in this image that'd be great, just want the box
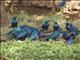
[48,31,61,40]
[30,30,38,40]
[16,31,27,39]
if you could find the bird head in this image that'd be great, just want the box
[62,31,68,39]
[13,16,17,19]
[70,32,76,39]
[44,20,49,23]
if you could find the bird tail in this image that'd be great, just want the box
[5,31,16,40]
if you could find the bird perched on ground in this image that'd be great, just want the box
[6,25,31,40]
[62,31,76,45]
[66,22,74,32]
[41,20,49,31]
[10,17,18,28]
[53,21,60,31]
[66,22,80,35]
[46,21,62,41]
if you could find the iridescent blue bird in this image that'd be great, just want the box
[66,22,80,35]
[46,26,62,41]
[41,20,49,31]
[7,25,31,40]
[11,17,18,28]
[62,31,76,45]
[46,21,62,40]
[53,21,60,31]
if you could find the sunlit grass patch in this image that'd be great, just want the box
[0,40,80,60]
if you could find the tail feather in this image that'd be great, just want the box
[5,31,16,39]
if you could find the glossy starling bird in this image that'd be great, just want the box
[66,22,80,35]
[41,20,49,31]
[53,21,60,31]
[11,17,18,28]
[62,31,76,45]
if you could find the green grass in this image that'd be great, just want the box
[0,40,80,60]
